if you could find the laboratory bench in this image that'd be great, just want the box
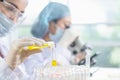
[90,67,120,80]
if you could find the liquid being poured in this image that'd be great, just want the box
[51,45,58,67]
[27,41,58,67]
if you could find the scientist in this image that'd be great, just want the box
[31,2,71,43]
[23,2,81,76]
[0,0,45,79]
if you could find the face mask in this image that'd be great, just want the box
[0,12,15,37]
[49,26,64,43]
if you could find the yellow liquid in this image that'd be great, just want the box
[51,60,58,67]
[28,43,54,50]
[28,42,58,67]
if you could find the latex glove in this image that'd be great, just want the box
[5,37,45,70]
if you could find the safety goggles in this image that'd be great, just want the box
[0,0,25,22]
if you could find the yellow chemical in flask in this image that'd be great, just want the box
[28,42,54,50]
[27,41,58,67]
[51,60,58,66]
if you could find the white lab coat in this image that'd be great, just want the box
[0,42,72,80]
[0,58,30,80]
[22,44,72,76]
[0,37,29,80]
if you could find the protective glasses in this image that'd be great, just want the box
[0,0,25,22]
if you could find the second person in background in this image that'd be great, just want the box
[31,2,71,43]
[22,2,82,76]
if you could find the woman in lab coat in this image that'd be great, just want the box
[23,2,80,76]
[0,0,46,79]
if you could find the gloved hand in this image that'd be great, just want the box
[5,37,46,70]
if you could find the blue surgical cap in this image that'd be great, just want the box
[31,2,71,38]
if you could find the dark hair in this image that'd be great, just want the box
[52,19,59,24]
[0,0,3,1]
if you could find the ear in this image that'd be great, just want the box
[49,21,56,34]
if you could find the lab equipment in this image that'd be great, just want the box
[68,36,91,66]
[68,36,99,66]
[51,46,58,67]
[27,42,54,50]
[33,66,89,80]
[51,60,58,66]
[28,41,58,67]
[32,41,91,80]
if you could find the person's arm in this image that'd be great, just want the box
[0,37,46,80]
[5,37,45,69]
[0,58,19,80]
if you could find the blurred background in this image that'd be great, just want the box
[14,0,120,68]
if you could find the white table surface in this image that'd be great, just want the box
[90,67,120,80]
